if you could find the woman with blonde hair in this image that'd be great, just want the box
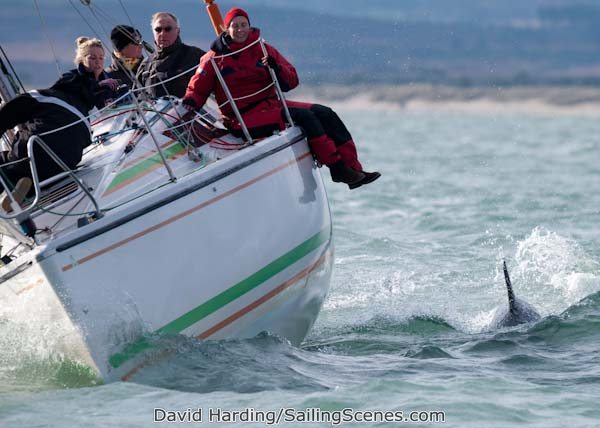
[65,37,119,97]
[0,37,119,200]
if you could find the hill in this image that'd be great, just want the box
[3,1,600,88]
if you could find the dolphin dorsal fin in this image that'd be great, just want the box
[503,260,516,314]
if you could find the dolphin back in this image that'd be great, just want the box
[490,261,542,328]
[503,261,517,314]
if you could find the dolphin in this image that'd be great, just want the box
[490,261,541,328]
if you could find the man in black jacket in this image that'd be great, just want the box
[137,12,205,98]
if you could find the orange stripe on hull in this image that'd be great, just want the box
[62,151,312,272]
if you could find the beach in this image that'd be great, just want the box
[297,83,600,116]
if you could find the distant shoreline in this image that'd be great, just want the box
[295,84,600,116]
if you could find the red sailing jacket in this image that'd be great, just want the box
[183,29,298,133]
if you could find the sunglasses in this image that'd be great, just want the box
[154,26,174,33]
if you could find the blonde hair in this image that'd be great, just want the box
[150,12,180,27]
[74,37,104,65]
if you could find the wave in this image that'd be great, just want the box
[0,354,101,393]
[132,293,600,392]
[311,285,600,357]
[525,290,600,344]
[310,315,456,339]
[2,290,597,394]
[467,290,600,356]
[561,289,600,318]
[0,319,102,392]
[127,332,336,393]
[304,315,459,357]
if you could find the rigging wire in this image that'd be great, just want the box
[82,5,113,49]
[67,0,105,42]
[33,0,63,76]
[78,1,144,87]
[91,1,127,28]
[68,0,127,60]
[118,0,136,28]
[87,1,146,49]
[88,2,122,35]
[2,2,262,240]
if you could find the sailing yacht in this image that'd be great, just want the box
[0,1,333,381]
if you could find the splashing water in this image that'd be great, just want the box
[2,108,600,427]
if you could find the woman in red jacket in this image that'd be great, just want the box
[183,8,379,189]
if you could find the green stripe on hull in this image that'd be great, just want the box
[107,142,185,191]
[109,228,330,368]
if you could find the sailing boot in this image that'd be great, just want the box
[328,161,365,188]
[1,177,32,213]
[348,170,381,190]
[336,139,380,188]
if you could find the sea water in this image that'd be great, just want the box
[1,105,600,427]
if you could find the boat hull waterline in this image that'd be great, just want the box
[0,135,333,381]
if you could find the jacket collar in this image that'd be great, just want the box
[156,37,183,58]
[211,28,261,55]
[76,63,108,81]
[109,53,142,72]
[77,62,97,78]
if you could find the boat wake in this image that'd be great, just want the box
[512,226,600,303]
[304,289,600,366]
[323,225,600,335]
[122,332,333,393]
[2,223,598,394]
[2,287,599,395]
[0,319,101,392]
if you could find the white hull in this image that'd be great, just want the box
[0,109,333,380]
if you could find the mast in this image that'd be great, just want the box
[204,0,225,35]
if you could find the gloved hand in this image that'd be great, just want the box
[261,55,279,71]
[181,98,198,113]
[98,78,120,91]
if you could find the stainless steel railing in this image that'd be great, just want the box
[209,38,294,144]
[0,135,103,224]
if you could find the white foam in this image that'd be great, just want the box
[509,226,600,313]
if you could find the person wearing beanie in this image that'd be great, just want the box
[183,7,380,189]
[105,25,145,89]
[137,12,205,98]
[223,7,249,28]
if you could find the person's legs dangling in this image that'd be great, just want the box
[287,101,380,189]
[287,105,365,187]
[305,103,364,171]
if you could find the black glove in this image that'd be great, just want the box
[266,56,279,72]
[181,98,198,113]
